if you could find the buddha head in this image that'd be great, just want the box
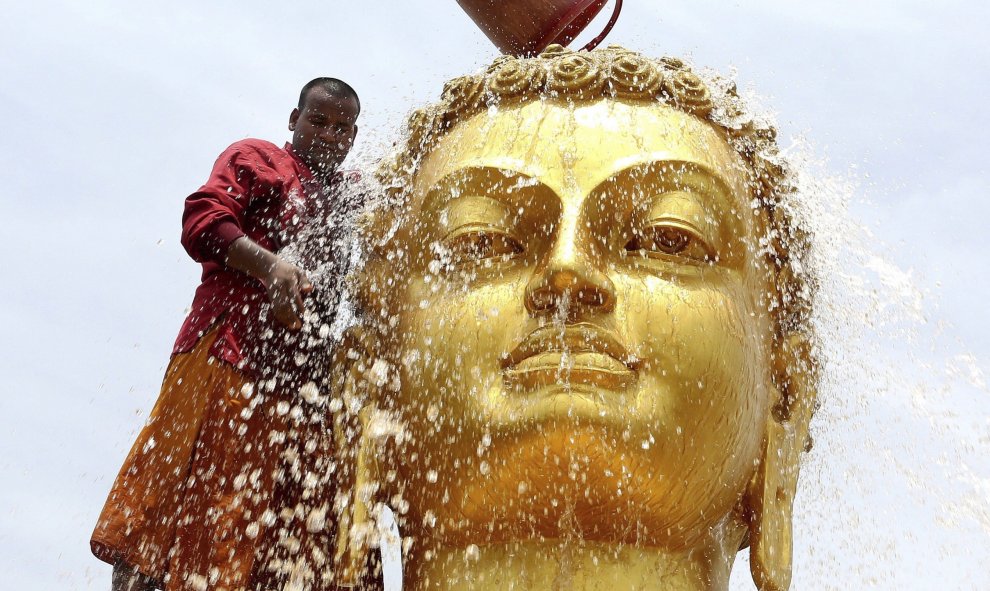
[336,45,818,591]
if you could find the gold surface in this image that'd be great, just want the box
[337,46,817,591]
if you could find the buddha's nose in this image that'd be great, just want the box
[525,218,615,319]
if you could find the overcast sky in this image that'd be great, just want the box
[1,1,988,589]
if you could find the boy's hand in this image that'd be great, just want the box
[225,236,313,331]
[263,259,313,330]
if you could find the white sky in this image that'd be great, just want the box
[1,1,988,589]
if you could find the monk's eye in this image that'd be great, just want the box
[444,230,524,262]
[625,224,715,263]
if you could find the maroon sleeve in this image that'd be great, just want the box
[181,143,266,265]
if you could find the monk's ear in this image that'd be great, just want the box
[288,107,300,131]
[748,332,817,591]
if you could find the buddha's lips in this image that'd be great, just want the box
[501,323,640,373]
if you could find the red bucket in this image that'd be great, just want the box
[456,0,623,56]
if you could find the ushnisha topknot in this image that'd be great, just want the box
[363,44,817,416]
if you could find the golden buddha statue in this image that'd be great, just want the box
[334,45,818,591]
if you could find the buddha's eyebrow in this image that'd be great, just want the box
[422,165,556,213]
[593,159,740,212]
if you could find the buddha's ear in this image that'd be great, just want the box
[331,325,385,419]
[749,332,817,591]
[332,325,388,588]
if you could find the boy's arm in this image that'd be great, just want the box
[182,143,311,330]
[225,236,312,330]
[181,144,258,264]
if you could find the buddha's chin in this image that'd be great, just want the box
[397,422,737,550]
[414,461,710,549]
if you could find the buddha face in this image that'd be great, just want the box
[386,99,776,549]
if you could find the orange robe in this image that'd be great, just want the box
[91,329,339,590]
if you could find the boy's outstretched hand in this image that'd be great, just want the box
[226,236,312,330]
[263,258,313,330]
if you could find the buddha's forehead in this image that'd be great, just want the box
[413,100,750,206]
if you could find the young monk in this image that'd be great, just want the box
[92,78,361,591]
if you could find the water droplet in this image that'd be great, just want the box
[299,381,321,404]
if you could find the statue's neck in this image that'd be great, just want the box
[404,537,738,591]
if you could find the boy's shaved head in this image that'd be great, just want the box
[298,77,360,113]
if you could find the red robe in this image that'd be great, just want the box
[92,140,344,590]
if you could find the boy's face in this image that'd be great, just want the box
[289,88,359,175]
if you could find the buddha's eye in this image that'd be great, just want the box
[625,223,715,263]
[443,229,524,263]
